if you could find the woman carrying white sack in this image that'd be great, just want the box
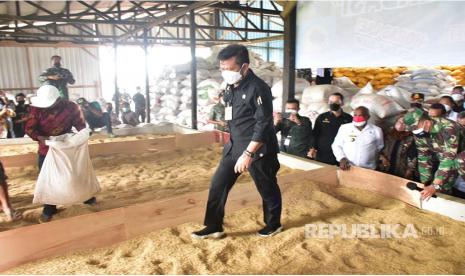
[25,85,101,223]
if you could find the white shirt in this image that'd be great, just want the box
[331,123,384,169]
[447,111,458,122]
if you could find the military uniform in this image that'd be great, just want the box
[39,66,75,100]
[275,116,313,158]
[203,70,282,230]
[209,102,227,132]
[404,110,459,190]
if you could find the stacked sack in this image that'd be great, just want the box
[393,68,456,97]
[350,83,405,131]
[300,84,355,122]
[436,65,465,86]
[333,67,407,90]
[150,47,282,129]
[271,78,311,112]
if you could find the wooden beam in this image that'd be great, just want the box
[337,166,465,222]
[1,132,216,167]
[337,166,421,208]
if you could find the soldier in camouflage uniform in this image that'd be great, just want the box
[208,93,228,132]
[451,112,465,198]
[403,108,459,200]
[39,55,75,100]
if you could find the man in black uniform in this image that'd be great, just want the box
[274,99,313,158]
[308,92,352,165]
[132,87,146,123]
[192,44,282,239]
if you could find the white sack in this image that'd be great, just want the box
[33,129,100,205]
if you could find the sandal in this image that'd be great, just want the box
[4,208,22,222]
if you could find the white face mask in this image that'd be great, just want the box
[353,121,367,127]
[412,128,424,135]
[221,64,244,85]
[443,104,451,113]
[285,109,298,114]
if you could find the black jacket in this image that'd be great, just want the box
[223,70,279,159]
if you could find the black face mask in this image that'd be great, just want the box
[107,108,113,112]
[410,102,422,109]
[53,62,61,67]
[329,103,341,111]
[17,100,25,105]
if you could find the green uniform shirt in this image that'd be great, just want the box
[275,116,313,158]
[209,102,227,132]
[39,66,75,100]
[415,117,459,190]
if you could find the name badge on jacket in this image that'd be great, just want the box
[225,106,232,121]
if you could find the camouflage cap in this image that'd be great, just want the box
[403,108,425,128]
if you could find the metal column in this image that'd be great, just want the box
[143,28,151,123]
[190,10,198,130]
[282,6,296,112]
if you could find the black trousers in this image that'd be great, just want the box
[135,108,146,123]
[203,152,282,229]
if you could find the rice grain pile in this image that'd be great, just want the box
[5,178,465,274]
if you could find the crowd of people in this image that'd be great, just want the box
[272,86,465,201]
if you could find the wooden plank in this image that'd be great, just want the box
[0,153,36,168]
[421,194,465,222]
[175,132,217,149]
[278,153,329,171]
[337,166,422,208]
[1,132,217,167]
[0,208,126,272]
[88,136,176,157]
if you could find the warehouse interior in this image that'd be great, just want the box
[1,1,465,274]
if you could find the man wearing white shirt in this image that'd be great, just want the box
[331,106,384,170]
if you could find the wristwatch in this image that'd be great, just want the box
[243,150,255,158]
[433,184,441,190]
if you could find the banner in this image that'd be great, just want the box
[296,1,465,68]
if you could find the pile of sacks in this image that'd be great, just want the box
[436,65,465,86]
[393,68,456,97]
[271,78,311,112]
[150,47,282,129]
[333,67,407,90]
